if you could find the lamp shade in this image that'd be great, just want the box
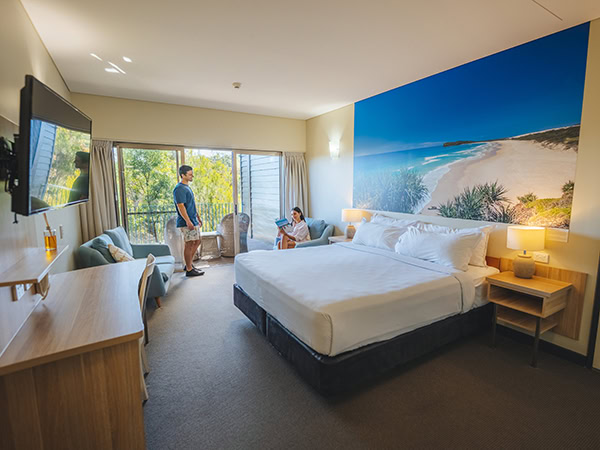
[506,226,545,252]
[341,208,366,223]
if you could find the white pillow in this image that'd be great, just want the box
[370,214,419,228]
[352,220,412,251]
[108,243,135,263]
[416,223,493,267]
[395,227,483,271]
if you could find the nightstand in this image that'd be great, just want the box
[487,271,572,367]
[328,236,352,244]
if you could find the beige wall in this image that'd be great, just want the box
[306,19,600,361]
[71,93,306,153]
[0,0,81,273]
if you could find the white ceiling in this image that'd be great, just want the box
[20,0,600,120]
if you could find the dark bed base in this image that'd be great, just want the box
[234,284,492,396]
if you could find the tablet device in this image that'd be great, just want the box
[275,218,289,228]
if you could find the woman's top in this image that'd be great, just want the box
[288,220,311,243]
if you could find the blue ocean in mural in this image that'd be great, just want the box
[353,23,589,228]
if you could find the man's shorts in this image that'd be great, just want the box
[179,225,202,242]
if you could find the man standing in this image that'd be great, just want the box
[173,165,204,277]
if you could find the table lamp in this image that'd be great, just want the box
[506,226,545,278]
[341,209,366,239]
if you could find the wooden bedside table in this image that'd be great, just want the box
[328,236,352,244]
[487,271,572,367]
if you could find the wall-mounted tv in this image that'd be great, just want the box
[12,75,92,216]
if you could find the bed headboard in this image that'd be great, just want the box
[485,256,500,270]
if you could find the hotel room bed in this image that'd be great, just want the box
[234,242,498,395]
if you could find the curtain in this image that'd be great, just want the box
[283,152,309,218]
[80,140,118,242]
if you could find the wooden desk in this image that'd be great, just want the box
[0,260,147,449]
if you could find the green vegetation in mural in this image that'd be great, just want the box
[354,169,427,214]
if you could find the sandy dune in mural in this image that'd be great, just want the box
[422,139,578,213]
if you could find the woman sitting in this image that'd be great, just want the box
[277,207,311,249]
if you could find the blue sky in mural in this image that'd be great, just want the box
[354,22,590,157]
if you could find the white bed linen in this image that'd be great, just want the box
[234,243,480,356]
[465,265,500,307]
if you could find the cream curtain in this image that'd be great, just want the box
[283,152,309,218]
[80,140,118,242]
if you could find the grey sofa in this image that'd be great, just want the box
[295,218,334,248]
[74,226,175,302]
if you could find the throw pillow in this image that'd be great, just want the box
[91,234,116,263]
[109,243,135,263]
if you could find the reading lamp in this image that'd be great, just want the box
[341,209,366,239]
[506,226,545,278]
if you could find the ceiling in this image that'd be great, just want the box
[20,0,600,120]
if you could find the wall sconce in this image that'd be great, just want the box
[329,140,340,159]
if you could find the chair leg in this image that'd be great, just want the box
[143,310,149,345]
[155,297,162,308]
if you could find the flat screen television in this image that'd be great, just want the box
[12,75,92,216]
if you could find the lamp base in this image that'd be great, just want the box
[513,254,535,279]
[345,224,356,239]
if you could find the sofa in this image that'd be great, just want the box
[294,218,334,248]
[75,226,175,303]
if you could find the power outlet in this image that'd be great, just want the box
[533,252,549,264]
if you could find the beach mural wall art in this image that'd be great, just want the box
[353,23,589,230]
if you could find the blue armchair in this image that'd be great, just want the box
[75,226,175,305]
[295,218,334,248]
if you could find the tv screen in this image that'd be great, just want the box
[12,75,92,216]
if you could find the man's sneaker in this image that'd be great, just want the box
[186,268,204,277]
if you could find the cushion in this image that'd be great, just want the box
[154,255,176,266]
[104,226,134,257]
[370,214,419,228]
[416,223,494,267]
[306,218,327,240]
[352,219,413,251]
[395,226,483,271]
[91,234,116,263]
[108,243,134,263]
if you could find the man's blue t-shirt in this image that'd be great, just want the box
[173,182,199,228]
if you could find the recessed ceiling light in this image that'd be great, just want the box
[123,56,132,63]
[105,68,119,73]
[108,62,126,74]
[90,53,102,61]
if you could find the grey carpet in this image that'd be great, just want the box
[143,263,600,449]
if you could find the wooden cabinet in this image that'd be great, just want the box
[487,271,572,367]
[0,260,147,449]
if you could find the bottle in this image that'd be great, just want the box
[44,228,57,251]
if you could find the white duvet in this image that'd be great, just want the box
[234,243,483,356]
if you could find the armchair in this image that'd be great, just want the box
[75,226,175,307]
[295,218,334,248]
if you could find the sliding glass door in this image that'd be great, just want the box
[115,144,282,257]
[116,145,182,243]
[233,151,283,254]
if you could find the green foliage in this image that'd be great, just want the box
[354,169,428,214]
[434,180,575,229]
[517,192,537,204]
[121,148,235,242]
[184,150,233,205]
[562,180,574,196]
[123,149,176,211]
[434,181,516,223]
[512,125,580,150]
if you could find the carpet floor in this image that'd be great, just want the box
[143,263,600,449]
